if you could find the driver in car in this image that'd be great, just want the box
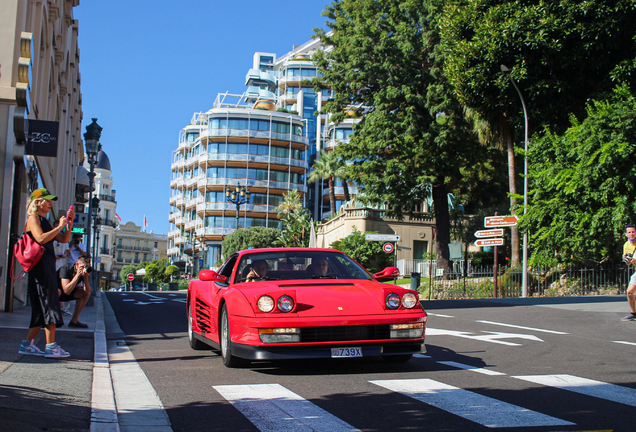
[245,260,268,282]
[308,257,329,277]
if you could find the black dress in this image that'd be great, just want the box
[27,215,63,328]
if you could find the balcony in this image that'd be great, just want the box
[99,194,116,203]
[202,128,308,146]
[100,247,110,255]
[196,202,277,214]
[171,159,185,171]
[196,177,306,193]
[170,178,185,188]
[168,211,180,223]
[201,153,308,169]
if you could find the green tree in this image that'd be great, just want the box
[330,227,394,273]
[165,265,180,281]
[524,84,636,265]
[314,0,483,271]
[440,0,636,265]
[120,265,137,284]
[275,190,316,247]
[308,150,342,217]
[221,227,280,260]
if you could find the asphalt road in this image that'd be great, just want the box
[106,291,636,432]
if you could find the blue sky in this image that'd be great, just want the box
[74,1,330,234]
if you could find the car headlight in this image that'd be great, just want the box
[277,295,294,313]
[390,323,424,338]
[402,292,418,309]
[257,295,275,313]
[386,293,400,310]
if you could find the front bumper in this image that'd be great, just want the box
[231,340,426,361]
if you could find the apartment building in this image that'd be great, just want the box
[1,0,84,311]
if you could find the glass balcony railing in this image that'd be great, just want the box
[202,128,309,145]
[201,153,308,169]
[196,177,306,193]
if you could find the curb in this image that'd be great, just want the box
[91,294,120,432]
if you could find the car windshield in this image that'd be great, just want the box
[234,251,373,283]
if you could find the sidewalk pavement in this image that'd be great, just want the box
[0,292,172,432]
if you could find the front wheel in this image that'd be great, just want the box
[220,305,245,367]
[188,302,209,350]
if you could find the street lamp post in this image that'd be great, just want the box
[83,119,102,301]
[226,183,251,230]
[501,65,529,298]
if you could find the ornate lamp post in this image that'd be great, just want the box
[84,119,101,247]
[501,65,529,298]
[83,119,102,298]
[226,183,251,230]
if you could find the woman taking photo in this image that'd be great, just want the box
[18,188,75,358]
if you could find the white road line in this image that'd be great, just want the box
[427,313,454,318]
[414,354,431,359]
[426,328,543,346]
[370,379,573,428]
[123,299,136,302]
[613,340,636,346]
[213,383,360,432]
[512,374,636,407]
[476,320,569,335]
[140,292,166,301]
[438,361,507,376]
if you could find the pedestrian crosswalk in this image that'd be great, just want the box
[213,370,634,430]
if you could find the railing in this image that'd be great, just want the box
[205,128,309,145]
[202,153,308,169]
[403,262,631,299]
[99,194,116,203]
[197,177,307,193]
[99,247,110,255]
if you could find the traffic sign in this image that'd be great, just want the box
[484,215,519,228]
[383,242,394,253]
[366,234,401,242]
[475,229,504,238]
[127,273,135,281]
[474,238,504,247]
[72,212,89,229]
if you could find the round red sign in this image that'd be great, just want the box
[383,242,394,253]
[127,273,135,281]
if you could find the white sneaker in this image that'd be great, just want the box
[44,343,70,358]
[61,307,73,316]
[18,340,44,356]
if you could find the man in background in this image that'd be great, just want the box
[67,233,87,265]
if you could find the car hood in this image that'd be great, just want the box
[239,280,390,317]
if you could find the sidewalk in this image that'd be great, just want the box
[0,292,172,432]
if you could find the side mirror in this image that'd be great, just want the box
[373,266,400,281]
[199,270,227,283]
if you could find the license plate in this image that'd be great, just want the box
[331,347,362,358]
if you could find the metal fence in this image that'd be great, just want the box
[416,264,632,299]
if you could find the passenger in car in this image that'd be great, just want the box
[244,260,268,282]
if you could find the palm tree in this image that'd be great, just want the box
[465,107,520,266]
[308,150,340,218]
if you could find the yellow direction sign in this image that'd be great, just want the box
[484,215,519,228]
[474,238,504,247]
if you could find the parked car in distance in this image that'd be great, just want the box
[187,248,427,367]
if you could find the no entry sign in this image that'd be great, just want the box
[383,242,394,253]
[127,273,135,281]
